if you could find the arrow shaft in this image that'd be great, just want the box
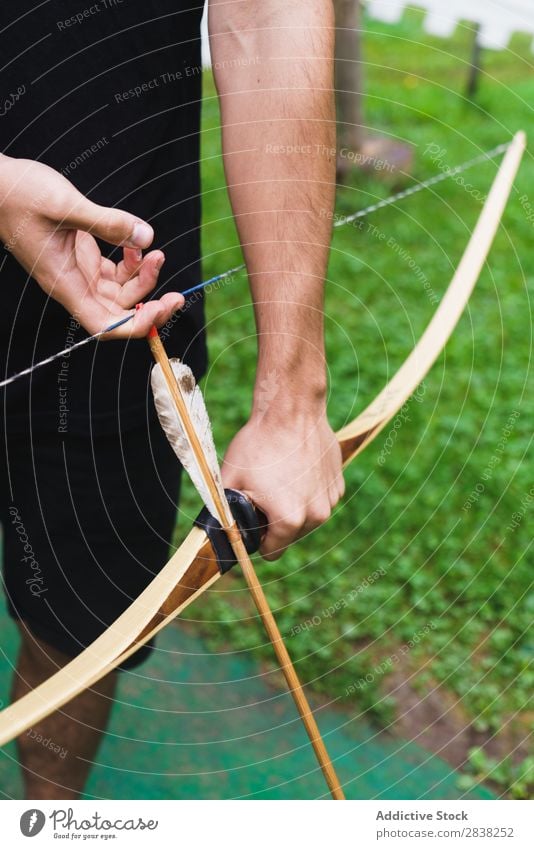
[231,531,345,799]
[148,326,345,799]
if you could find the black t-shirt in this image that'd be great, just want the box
[0,1,206,434]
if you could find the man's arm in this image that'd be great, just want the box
[209,0,344,559]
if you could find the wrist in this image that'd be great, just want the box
[251,368,327,422]
[252,334,328,413]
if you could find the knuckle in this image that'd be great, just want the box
[278,512,305,536]
[259,533,285,561]
[101,211,129,241]
[330,484,344,508]
[260,547,283,562]
[48,189,74,221]
[308,506,331,526]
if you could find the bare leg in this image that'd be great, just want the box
[12,624,117,800]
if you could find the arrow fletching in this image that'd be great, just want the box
[150,358,232,526]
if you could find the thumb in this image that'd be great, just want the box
[64,195,154,249]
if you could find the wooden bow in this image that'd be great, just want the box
[0,132,525,793]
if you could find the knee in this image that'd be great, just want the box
[17,624,74,676]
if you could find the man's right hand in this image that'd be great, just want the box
[0,155,184,336]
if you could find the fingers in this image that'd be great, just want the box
[107,292,185,339]
[259,507,307,561]
[119,247,164,282]
[71,236,182,336]
[114,252,184,317]
[121,246,144,278]
[221,417,346,563]
[259,495,335,561]
[99,250,171,309]
[65,195,154,249]
[260,452,345,560]
[118,257,165,307]
[330,447,346,505]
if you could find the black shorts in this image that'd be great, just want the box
[1,418,182,670]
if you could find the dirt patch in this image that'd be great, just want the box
[381,654,532,776]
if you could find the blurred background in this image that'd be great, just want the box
[1,0,532,801]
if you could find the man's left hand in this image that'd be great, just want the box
[222,410,344,561]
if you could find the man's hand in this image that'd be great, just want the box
[222,405,344,561]
[0,155,184,335]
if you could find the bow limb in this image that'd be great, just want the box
[337,130,526,466]
[0,526,220,745]
[0,130,525,747]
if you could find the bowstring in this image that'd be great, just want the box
[332,141,511,226]
[0,265,245,390]
[0,140,511,390]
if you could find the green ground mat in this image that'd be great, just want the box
[0,600,493,800]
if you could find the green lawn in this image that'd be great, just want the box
[174,9,533,797]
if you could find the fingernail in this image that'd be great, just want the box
[130,222,153,248]
[134,248,143,262]
[156,256,166,272]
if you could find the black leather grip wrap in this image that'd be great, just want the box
[193,489,265,574]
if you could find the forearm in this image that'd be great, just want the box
[0,153,14,219]
[209,0,336,414]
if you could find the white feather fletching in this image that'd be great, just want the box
[151,359,232,526]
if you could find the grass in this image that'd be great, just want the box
[174,9,533,797]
